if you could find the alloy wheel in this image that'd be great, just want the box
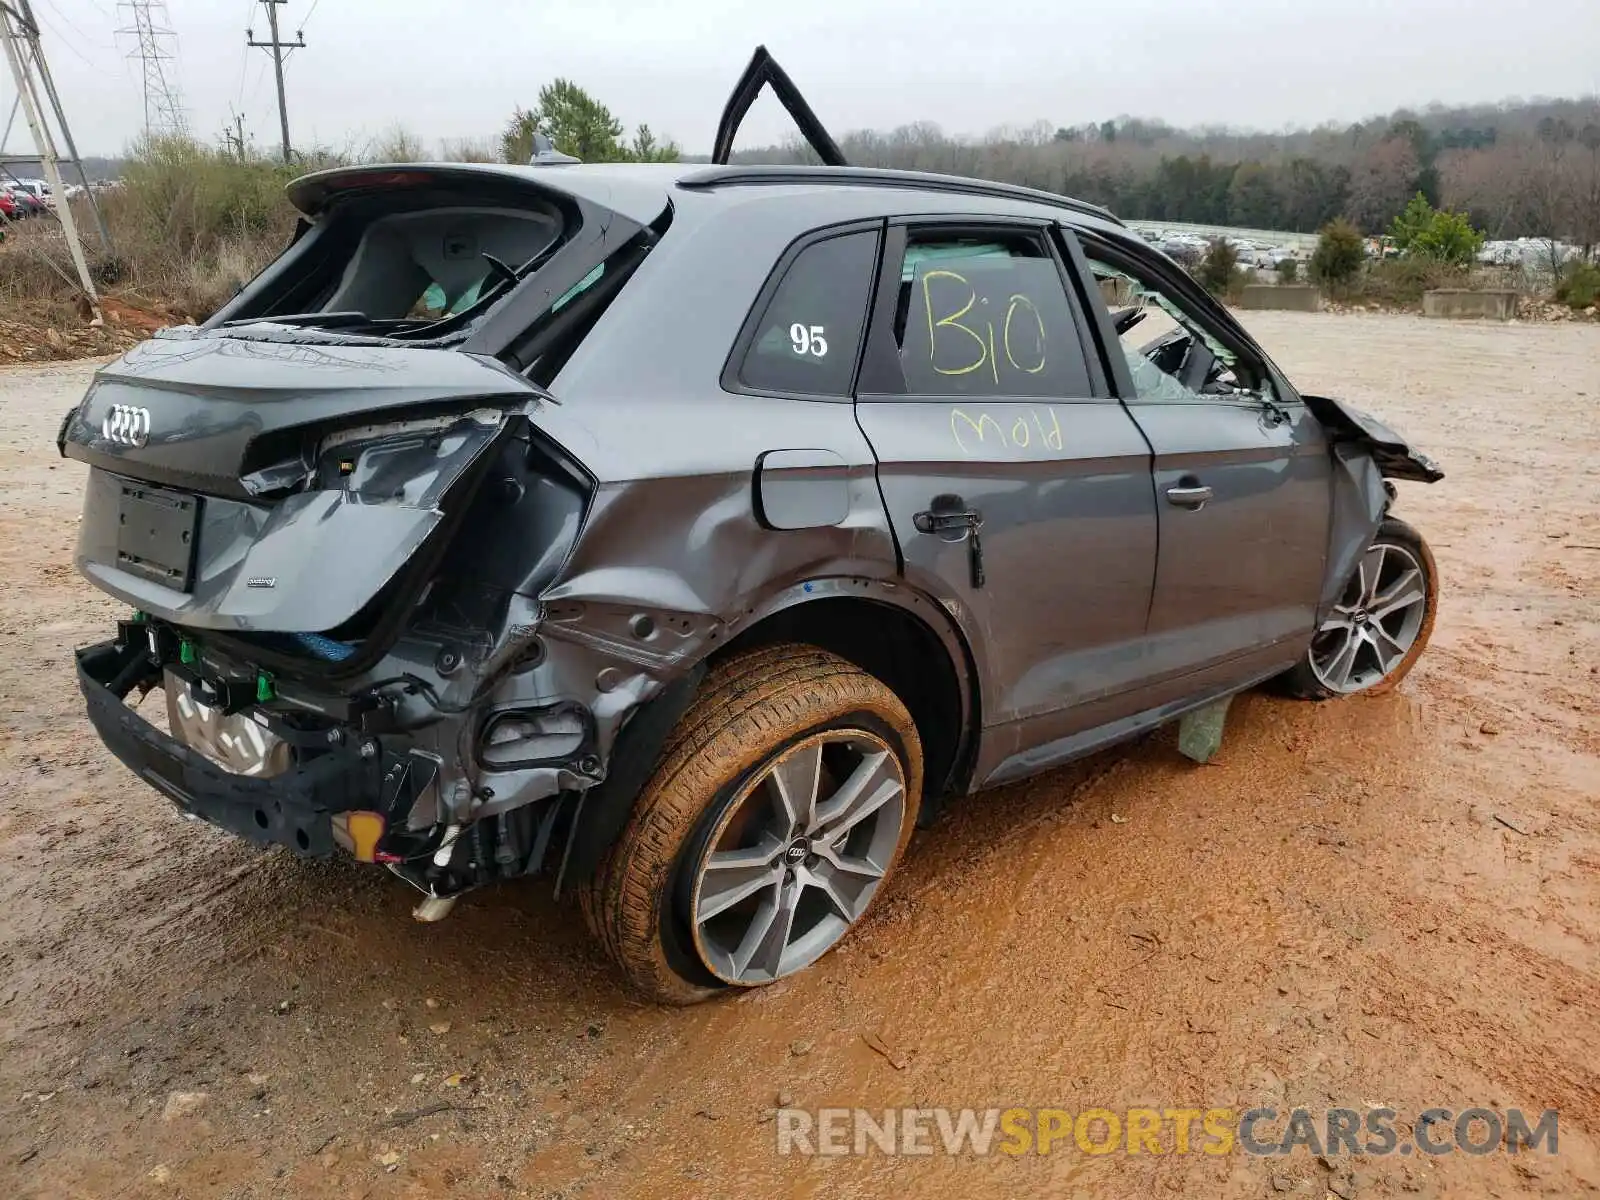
[1309,541,1430,694]
[688,730,907,985]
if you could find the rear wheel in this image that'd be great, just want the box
[580,645,923,1005]
[1281,516,1437,700]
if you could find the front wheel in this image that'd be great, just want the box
[1281,516,1438,700]
[580,645,923,1005]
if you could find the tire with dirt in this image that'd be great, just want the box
[1280,515,1438,700]
[580,644,923,1005]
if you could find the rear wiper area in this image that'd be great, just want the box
[480,253,520,289]
[225,311,374,329]
[222,311,445,339]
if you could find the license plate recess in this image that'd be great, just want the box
[116,482,200,591]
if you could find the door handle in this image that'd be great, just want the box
[1165,484,1214,510]
[913,498,985,589]
[913,507,982,535]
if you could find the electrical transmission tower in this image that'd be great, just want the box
[247,1,305,164]
[0,0,107,317]
[117,0,186,138]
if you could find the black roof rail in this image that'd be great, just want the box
[677,165,1125,227]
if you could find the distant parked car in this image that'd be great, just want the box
[2,186,43,217]
[1160,236,1205,266]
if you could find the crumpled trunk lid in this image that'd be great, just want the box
[61,334,540,642]
[61,333,534,498]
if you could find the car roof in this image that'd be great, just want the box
[676,164,1123,227]
[288,160,1126,236]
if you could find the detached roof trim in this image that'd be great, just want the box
[677,165,1124,227]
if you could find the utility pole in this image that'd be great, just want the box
[0,0,102,318]
[247,0,304,164]
[116,0,186,137]
[221,109,247,159]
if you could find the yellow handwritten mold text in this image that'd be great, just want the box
[949,407,1063,456]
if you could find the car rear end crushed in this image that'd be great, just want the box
[61,162,689,911]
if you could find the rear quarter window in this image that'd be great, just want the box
[733,229,879,398]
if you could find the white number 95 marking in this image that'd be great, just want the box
[789,323,828,357]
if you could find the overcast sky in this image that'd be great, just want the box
[14,0,1600,158]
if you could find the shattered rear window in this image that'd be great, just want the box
[331,207,560,328]
[218,194,570,340]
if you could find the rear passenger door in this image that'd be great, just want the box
[853,220,1159,786]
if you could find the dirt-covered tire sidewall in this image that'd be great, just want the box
[1281,515,1438,701]
[579,645,923,1005]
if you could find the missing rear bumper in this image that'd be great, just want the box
[76,629,581,899]
[78,638,418,858]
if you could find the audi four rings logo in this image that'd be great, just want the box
[101,404,152,447]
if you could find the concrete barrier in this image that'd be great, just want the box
[1098,278,1133,307]
[1422,289,1519,320]
[1239,284,1322,312]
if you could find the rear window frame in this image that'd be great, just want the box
[857,217,1111,403]
[202,173,650,362]
[719,217,886,404]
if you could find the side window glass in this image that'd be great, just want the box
[737,230,878,397]
[1084,252,1271,404]
[895,232,1092,399]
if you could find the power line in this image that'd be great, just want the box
[246,0,304,163]
[246,54,269,110]
[39,0,110,52]
[233,0,252,109]
[116,0,186,137]
[30,8,98,69]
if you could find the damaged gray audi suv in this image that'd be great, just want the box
[62,50,1441,1003]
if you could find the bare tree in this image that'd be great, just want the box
[1521,125,1578,273]
[1345,137,1421,231]
[365,124,429,164]
[1438,142,1528,236]
[729,93,1595,239]
[439,137,498,163]
[1570,110,1600,259]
